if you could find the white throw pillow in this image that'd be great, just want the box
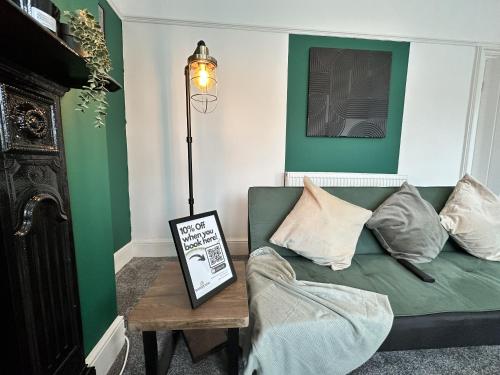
[440,174,500,261]
[270,177,372,270]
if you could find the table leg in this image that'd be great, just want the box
[143,331,158,375]
[227,328,239,375]
[143,331,179,375]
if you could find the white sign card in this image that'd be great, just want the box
[169,211,236,308]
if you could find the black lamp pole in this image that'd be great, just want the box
[184,40,217,217]
[184,65,195,216]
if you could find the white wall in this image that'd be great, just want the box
[124,23,288,244]
[399,43,476,186]
[122,3,483,248]
[471,56,500,195]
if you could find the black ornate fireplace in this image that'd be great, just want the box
[0,61,95,375]
[0,2,120,374]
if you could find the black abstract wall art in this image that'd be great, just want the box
[307,47,392,138]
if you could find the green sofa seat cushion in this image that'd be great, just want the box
[287,251,500,317]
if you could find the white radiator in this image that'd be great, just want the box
[285,172,408,187]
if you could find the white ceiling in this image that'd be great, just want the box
[111,0,500,45]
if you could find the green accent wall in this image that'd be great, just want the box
[285,34,410,173]
[100,1,132,251]
[52,0,130,355]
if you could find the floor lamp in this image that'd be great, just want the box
[183,41,225,360]
[184,40,218,216]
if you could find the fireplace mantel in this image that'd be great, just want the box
[0,0,121,92]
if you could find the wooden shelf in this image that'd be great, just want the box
[0,1,121,92]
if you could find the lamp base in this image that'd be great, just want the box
[183,329,228,363]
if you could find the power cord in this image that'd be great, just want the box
[118,335,130,375]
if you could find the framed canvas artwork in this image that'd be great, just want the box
[307,47,392,138]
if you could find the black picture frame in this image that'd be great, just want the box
[169,210,237,309]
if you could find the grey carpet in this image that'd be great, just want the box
[108,257,500,375]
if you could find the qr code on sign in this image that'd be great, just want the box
[205,243,225,267]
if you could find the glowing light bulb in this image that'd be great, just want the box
[198,64,209,88]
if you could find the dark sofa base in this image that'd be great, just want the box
[379,311,500,351]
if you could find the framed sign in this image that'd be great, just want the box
[169,211,237,308]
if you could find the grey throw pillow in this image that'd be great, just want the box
[366,182,449,263]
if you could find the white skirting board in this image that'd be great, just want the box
[132,239,248,257]
[85,315,126,375]
[114,242,135,274]
[114,240,248,273]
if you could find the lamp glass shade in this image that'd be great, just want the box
[189,60,217,113]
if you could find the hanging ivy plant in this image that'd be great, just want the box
[64,9,111,128]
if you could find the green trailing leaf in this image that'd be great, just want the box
[65,9,112,128]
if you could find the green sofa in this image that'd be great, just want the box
[248,186,500,350]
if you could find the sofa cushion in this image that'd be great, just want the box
[287,251,500,316]
[366,182,449,263]
[270,177,372,270]
[440,174,500,261]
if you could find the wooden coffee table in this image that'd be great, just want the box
[128,261,249,375]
